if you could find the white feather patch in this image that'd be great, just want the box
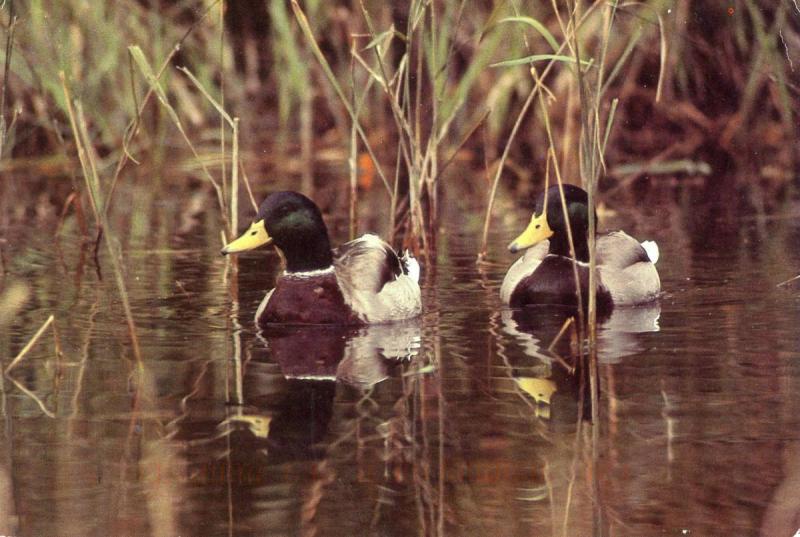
[402,250,420,283]
[640,240,660,264]
[284,265,335,278]
[254,288,274,324]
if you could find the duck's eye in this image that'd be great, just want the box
[251,230,258,236]
[535,224,541,229]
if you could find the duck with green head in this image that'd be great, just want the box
[222,191,421,326]
[501,184,660,314]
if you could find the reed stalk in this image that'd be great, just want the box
[4,314,53,373]
[478,0,604,259]
[0,13,17,160]
[478,85,537,260]
[348,47,358,240]
[129,47,229,235]
[231,117,239,236]
[103,0,222,221]
[176,66,252,235]
[219,0,227,218]
[290,0,392,197]
[6,376,55,418]
[60,72,143,366]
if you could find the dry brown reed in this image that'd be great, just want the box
[0,12,17,160]
[4,314,53,373]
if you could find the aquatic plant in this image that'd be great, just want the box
[1,1,793,236]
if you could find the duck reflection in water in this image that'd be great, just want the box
[181,322,422,532]
[502,303,660,423]
[237,322,422,459]
[260,321,422,386]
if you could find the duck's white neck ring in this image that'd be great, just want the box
[545,254,589,267]
[284,265,335,278]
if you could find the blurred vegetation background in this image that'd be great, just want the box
[0,0,798,246]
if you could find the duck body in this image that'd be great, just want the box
[222,192,421,326]
[501,185,660,313]
[501,242,614,311]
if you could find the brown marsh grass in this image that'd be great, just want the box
[1,1,795,232]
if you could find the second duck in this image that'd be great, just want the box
[501,185,660,314]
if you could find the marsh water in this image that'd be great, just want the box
[2,176,800,536]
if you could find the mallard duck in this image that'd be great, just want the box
[500,185,660,313]
[221,191,422,326]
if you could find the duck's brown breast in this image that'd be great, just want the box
[509,256,613,316]
[258,273,363,326]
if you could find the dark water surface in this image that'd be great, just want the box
[2,180,800,536]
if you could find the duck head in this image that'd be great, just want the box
[221,191,334,273]
[508,184,594,262]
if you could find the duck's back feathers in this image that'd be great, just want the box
[597,231,660,306]
[334,234,405,293]
[597,231,650,268]
[334,234,422,324]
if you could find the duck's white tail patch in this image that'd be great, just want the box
[402,250,421,283]
[641,240,659,264]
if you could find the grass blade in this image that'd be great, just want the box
[498,16,560,52]
[177,66,234,127]
[491,54,593,68]
[602,98,619,154]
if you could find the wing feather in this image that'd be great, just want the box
[334,234,404,293]
[597,231,650,269]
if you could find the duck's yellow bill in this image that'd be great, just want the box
[220,220,272,255]
[508,212,552,253]
[516,376,557,405]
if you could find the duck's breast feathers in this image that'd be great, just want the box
[257,273,362,326]
[501,241,549,304]
[334,234,413,292]
[508,255,613,314]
